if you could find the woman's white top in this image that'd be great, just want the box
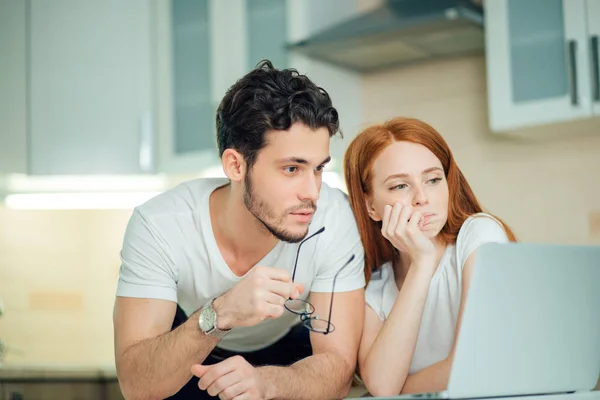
[364,213,510,374]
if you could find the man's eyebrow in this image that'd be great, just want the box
[277,156,331,165]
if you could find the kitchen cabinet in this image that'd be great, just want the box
[0,379,124,400]
[154,0,290,174]
[587,0,600,115]
[155,0,362,174]
[3,382,102,400]
[0,0,28,174]
[28,0,155,175]
[154,0,220,174]
[0,367,124,400]
[484,0,600,132]
[246,0,288,70]
[1,0,361,176]
[0,0,155,176]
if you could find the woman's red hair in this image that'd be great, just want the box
[344,117,517,283]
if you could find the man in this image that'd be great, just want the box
[113,60,365,400]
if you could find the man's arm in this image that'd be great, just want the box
[258,288,365,400]
[114,297,220,400]
[115,266,302,400]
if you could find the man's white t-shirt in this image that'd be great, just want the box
[116,178,365,352]
[364,213,509,374]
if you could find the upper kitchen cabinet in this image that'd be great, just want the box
[0,0,28,174]
[154,0,217,174]
[246,0,288,70]
[29,0,155,175]
[484,0,600,133]
[154,0,290,174]
[587,0,600,115]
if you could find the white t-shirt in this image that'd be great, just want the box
[116,178,365,352]
[364,213,509,374]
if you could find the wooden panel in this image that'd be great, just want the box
[105,381,125,400]
[3,382,102,400]
[28,291,84,311]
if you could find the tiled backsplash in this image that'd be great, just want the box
[0,208,132,366]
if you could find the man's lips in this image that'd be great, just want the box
[290,210,314,216]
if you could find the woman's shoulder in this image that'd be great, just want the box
[458,212,508,240]
[455,212,510,268]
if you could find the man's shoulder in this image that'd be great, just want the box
[316,182,350,210]
[314,182,358,230]
[135,177,228,221]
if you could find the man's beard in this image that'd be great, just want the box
[243,172,315,243]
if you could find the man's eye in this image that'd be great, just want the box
[284,166,298,173]
[315,165,325,173]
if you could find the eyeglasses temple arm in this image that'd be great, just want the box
[326,254,355,333]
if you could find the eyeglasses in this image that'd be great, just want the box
[284,226,355,334]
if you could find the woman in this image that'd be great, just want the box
[343,117,517,397]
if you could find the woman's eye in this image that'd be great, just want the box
[315,165,325,173]
[284,166,298,173]
[428,177,442,184]
[390,184,407,190]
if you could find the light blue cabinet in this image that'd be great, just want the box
[0,0,27,174]
[29,0,154,175]
[171,0,213,156]
[156,0,291,174]
[485,0,600,132]
[246,0,288,70]
[587,0,600,116]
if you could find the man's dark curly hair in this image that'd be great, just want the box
[215,60,341,169]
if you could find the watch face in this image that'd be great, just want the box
[199,304,216,332]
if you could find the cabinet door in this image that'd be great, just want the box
[3,382,102,400]
[155,0,225,174]
[246,0,288,70]
[105,380,125,400]
[29,0,154,175]
[484,0,593,132]
[587,0,600,114]
[0,0,28,174]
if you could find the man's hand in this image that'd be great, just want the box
[192,356,269,400]
[213,266,304,330]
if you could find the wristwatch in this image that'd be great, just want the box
[198,297,230,339]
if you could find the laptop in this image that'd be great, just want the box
[347,243,600,399]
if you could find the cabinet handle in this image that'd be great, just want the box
[139,110,154,173]
[592,36,599,102]
[567,40,578,106]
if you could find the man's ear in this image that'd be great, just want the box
[221,149,246,183]
[365,197,381,222]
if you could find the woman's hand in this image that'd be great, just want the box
[381,203,436,265]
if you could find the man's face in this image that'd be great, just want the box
[243,122,331,243]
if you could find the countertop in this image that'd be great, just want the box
[0,364,118,381]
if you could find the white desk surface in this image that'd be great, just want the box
[346,390,600,400]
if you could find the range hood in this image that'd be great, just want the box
[287,0,484,72]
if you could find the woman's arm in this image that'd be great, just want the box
[400,250,478,394]
[358,259,436,397]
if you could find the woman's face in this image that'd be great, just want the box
[366,141,449,239]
